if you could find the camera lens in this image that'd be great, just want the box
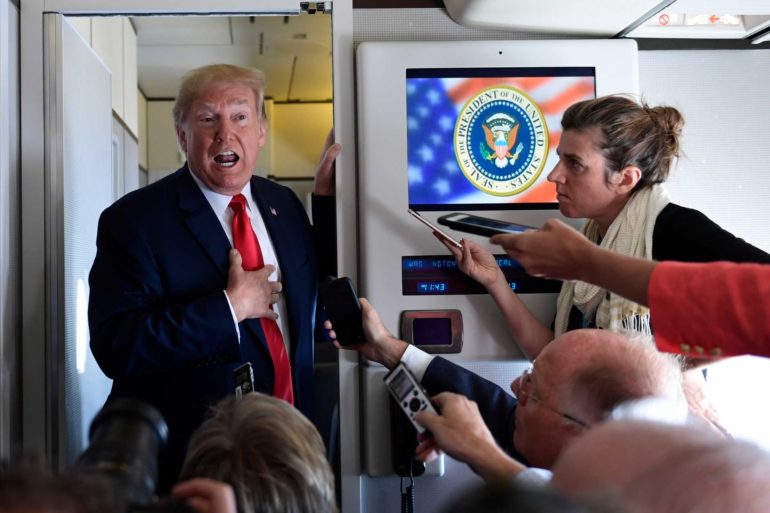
[75,398,168,509]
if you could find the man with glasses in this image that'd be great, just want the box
[329,299,684,483]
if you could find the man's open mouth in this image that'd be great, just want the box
[214,150,239,167]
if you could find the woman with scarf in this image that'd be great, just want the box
[440,95,770,429]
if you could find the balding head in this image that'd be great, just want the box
[560,330,684,421]
[510,329,684,468]
[553,420,770,513]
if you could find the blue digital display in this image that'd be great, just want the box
[417,282,448,294]
[402,255,560,296]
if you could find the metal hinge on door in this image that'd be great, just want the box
[300,2,331,14]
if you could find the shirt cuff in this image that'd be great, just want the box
[400,344,435,382]
[222,290,241,344]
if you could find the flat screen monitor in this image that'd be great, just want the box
[406,66,595,210]
[357,39,639,213]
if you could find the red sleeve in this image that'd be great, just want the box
[649,262,770,358]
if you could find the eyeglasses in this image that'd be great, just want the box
[516,365,590,428]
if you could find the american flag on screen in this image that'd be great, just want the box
[406,72,595,208]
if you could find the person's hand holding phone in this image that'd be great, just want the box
[319,277,365,345]
[489,218,595,281]
[325,298,409,370]
[437,237,505,290]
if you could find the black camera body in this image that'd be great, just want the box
[74,398,193,513]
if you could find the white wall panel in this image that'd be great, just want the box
[67,16,90,44]
[640,50,770,253]
[91,16,123,118]
[640,49,770,449]
[53,15,114,463]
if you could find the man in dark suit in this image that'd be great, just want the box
[88,64,338,490]
[329,299,685,484]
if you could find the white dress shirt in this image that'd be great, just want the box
[400,344,435,382]
[189,169,291,357]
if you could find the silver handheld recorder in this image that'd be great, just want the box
[383,362,437,434]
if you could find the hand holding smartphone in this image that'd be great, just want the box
[438,213,534,238]
[407,209,463,249]
[318,277,365,345]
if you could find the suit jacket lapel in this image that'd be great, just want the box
[176,165,231,279]
[176,167,272,359]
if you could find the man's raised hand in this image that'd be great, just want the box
[325,297,408,369]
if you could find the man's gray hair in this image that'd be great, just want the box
[570,331,685,423]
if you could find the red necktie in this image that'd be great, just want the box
[229,194,294,405]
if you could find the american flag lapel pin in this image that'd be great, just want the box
[270,206,278,216]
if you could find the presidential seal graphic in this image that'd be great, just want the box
[454,86,549,196]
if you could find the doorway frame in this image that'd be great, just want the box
[20,1,359,510]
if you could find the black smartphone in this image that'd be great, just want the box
[318,277,365,345]
[437,213,535,237]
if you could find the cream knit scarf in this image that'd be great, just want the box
[553,184,671,339]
